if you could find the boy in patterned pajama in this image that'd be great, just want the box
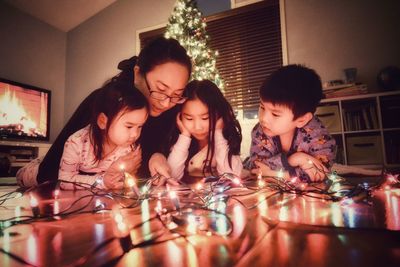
[245,65,336,182]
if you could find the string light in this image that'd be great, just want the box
[124,172,140,197]
[112,206,133,252]
[340,198,354,206]
[53,181,61,199]
[195,182,203,191]
[277,169,284,179]
[53,200,61,218]
[256,173,265,188]
[328,171,340,182]
[169,190,181,211]
[232,177,242,186]
[379,173,400,191]
[258,179,266,188]
[186,214,197,234]
[290,177,299,184]
[14,206,21,220]
[155,200,163,213]
[0,161,398,266]
[29,193,40,217]
[94,199,105,212]
[53,188,60,200]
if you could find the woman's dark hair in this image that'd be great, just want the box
[169,80,242,176]
[260,64,323,119]
[117,37,192,84]
[90,78,149,162]
[37,37,189,184]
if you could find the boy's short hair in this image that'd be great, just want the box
[260,64,323,119]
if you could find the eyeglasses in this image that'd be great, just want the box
[149,91,187,104]
[145,75,186,104]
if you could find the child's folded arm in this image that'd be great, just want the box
[167,134,192,180]
[58,139,100,190]
[59,169,100,190]
[289,120,336,182]
[214,130,243,178]
[244,125,266,170]
[245,126,290,174]
[289,130,337,182]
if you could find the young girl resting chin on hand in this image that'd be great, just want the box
[58,79,148,190]
[167,80,242,183]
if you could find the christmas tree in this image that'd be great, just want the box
[165,0,224,91]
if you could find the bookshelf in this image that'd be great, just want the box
[316,90,400,168]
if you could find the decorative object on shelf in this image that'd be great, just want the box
[377,65,400,91]
[344,67,357,83]
[323,83,368,98]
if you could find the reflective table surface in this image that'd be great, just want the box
[0,177,399,267]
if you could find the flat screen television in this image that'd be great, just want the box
[0,78,51,142]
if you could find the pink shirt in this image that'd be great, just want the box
[167,130,242,180]
[59,126,132,190]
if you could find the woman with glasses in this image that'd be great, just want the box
[18,37,191,187]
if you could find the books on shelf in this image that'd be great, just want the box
[323,83,368,98]
[343,105,379,131]
[323,82,354,91]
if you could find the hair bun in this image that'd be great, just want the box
[117,56,138,71]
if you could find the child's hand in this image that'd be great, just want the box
[111,146,142,175]
[149,153,171,178]
[250,161,275,177]
[176,112,190,137]
[288,152,327,182]
[216,117,224,130]
[250,161,289,179]
[103,171,124,189]
[148,153,179,186]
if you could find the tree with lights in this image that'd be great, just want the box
[165,0,224,91]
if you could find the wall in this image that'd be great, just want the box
[0,2,66,143]
[284,0,400,91]
[2,0,399,154]
[65,0,230,121]
[65,0,176,121]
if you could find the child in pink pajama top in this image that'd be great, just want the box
[59,80,148,190]
[167,80,242,182]
[18,79,148,190]
[59,125,136,190]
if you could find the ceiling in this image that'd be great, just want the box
[4,0,117,32]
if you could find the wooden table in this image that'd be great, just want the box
[0,178,399,267]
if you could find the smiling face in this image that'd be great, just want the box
[181,98,210,142]
[105,107,148,148]
[136,62,190,117]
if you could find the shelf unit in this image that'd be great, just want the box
[0,140,51,177]
[316,90,400,168]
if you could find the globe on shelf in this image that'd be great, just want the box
[377,66,400,91]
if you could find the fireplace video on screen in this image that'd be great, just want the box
[0,81,50,140]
